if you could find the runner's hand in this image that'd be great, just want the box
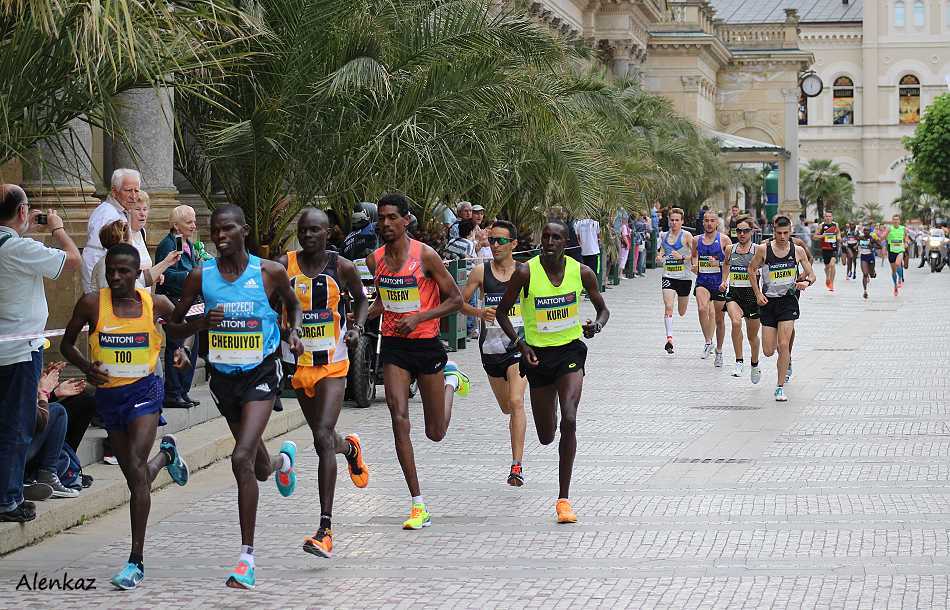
[519,343,539,366]
[172,348,192,369]
[794,280,809,292]
[203,305,225,330]
[344,328,360,349]
[755,294,769,306]
[691,263,699,275]
[481,307,496,324]
[288,331,305,357]
[84,361,110,386]
[395,314,419,335]
[582,319,602,339]
[719,281,727,293]
[54,378,85,398]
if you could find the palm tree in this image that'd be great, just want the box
[799,159,853,217]
[894,170,950,224]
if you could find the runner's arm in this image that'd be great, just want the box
[720,235,732,286]
[337,256,368,345]
[415,244,463,323]
[460,264,485,319]
[60,294,109,386]
[264,262,303,355]
[580,264,609,338]
[747,245,767,304]
[496,263,527,344]
[153,295,194,366]
[165,267,216,339]
[796,245,816,286]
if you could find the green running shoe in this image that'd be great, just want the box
[443,362,470,397]
[402,502,432,530]
[276,440,297,497]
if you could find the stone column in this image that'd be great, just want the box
[780,87,801,215]
[112,87,178,248]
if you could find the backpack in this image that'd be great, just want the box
[56,444,84,490]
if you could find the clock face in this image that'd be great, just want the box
[801,74,823,97]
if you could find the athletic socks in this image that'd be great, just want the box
[892,272,898,286]
[320,514,332,531]
[128,552,144,572]
[240,545,254,567]
[444,375,460,391]
[412,495,424,506]
[751,361,759,367]
[664,315,673,337]
[278,453,292,473]
[897,266,905,282]
[736,359,744,363]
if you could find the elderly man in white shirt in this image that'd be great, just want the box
[80,168,140,293]
[0,185,80,522]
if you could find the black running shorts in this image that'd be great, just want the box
[209,353,282,423]
[725,289,760,320]
[759,294,799,328]
[821,250,836,265]
[519,339,587,388]
[482,353,520,379]
[380,336,447,377]
[887,250,901,263]
[662,277,692,298]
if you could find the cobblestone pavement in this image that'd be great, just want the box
[2,263,948,609]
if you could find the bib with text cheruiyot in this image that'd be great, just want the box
[301,309,335,353]
[729,264,751,287]
[768,261,797,285]
[533,292,579,333]
[485,292,522,328]
[209,316,264,365]
[98,332,151,378]
[353,258,373,282]
[664,256,685,274]
[698,255,721,274]
[378,275,421,313]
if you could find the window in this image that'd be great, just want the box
[914,1,926,26]
[895,1,906,27]
[946,1,950,28]
[799,91,808,125]
[899,74,921,124]
[833,76,855,125]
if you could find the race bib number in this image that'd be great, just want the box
[354,258,373,281]
[664,257,685,274]
[729,269,751,287]
[485,292,522,328]
[209,317,264,365]
[859,240,871,255]
[534,292,579,333]
[824,233,837,244]
[888,237,903,247]
[847,236,859,245]
[301,309,335,353]
[768,265,796,285]
[99,332,151,378]
[378,275,421,313]
[698,256,720,274]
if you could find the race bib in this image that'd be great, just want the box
[209,317,264,365]
[378,275,421,313]
[354,258,373,282]
[824,233,838,244]
[888,236,903,247]
[698,256,721,274]
[859,240,871,255]
[533,292,579,333]
[729,268,751,287]
[485,292,522,328]
[98,332,151,378]
[847,236,859,245]
[301,309,335,353]
[768,265,796,285]
[664,257,685,274]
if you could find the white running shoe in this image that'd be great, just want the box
[751,366,762,385]
[701,342,713,359]
[714,351,723,368]
[732,361,744,377]
[774,386,788,402]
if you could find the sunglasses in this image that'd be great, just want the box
[736,228,752,234]
[488,237,514,245]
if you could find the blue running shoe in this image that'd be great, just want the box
[276,440,297,497]
[225,559,255,589]
[774,386,788,402]
[160,434,189,486]
[111,562,144,590]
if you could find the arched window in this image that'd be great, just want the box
[914,0,926,26]
[895,1,906,27]
[899,74,921,124]
[833,76,855,125]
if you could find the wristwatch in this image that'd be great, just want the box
[352,323,365,334]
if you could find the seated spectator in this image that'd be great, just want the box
[24,361,81,499]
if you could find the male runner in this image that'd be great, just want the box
[720,216,761,383]
[461,219,528,486]
[882,214,909,296]
[277,208,370,559]
[496,220,609,523]
[61,244,190,590]
[168,204,304,589]
[365,193,469,530]
[816,211,840,291]
[748,215,816,402]
[858,225,882,299]
[691,210,731,366]
[843,223,859,280]
[655,207,693,354]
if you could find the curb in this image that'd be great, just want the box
[0,404,306,556]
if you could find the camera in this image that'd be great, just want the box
[35,214,48,225]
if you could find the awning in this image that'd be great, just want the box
[706,129,789,157]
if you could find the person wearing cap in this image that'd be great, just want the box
[471,204,486,227]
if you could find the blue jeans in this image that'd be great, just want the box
[164,334,197,401]
[26,402,67,473]
[0,350,42,511]
[637,244,647,275]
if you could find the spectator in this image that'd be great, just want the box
[619,215,632,276]
[0,185,80,522]
[694,205,708,233]
[652,201,661,234]
[636,214,650,276]
[80,168,140,293]
[26,361,80,499]
[446,218,477,261]
[155,205,200,408]
[471,204,486,228]
[660,207,670,232]
[449,201,474,239]
[89,220,180,292]
[793,214,812,252]
[574,217,602,277]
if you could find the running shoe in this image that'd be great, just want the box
[303,528,333,559]
[111,562,144,591]
[664,340,674,354]
[225,559,255,589]
[507,463,524,487]
[701,342,713,359]
[894,286,899,297]
[276,440,297,497]
[103,453,118,466]
[732,361,744,378]
[785,361,793,384]
[555,498,577,524]
[443,362,471,397]
[402,503,431,530]
[750,365,762,385]
[774,386,788,402]
[714,350,723,368]
[344,434,369,488]
[160,434,189,486]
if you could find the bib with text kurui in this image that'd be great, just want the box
[534,292,579,333]
[209,317,264,365]
[485,292,522,328]
[378,275,421,313]
[301,309,335,353]
[98,332,151,378]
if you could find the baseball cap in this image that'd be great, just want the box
[471,204,485,212]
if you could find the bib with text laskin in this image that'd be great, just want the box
[98,332,151,378]
[301,309,335,353]
[533,292,579,333]
[768,261,797,285]
[379,275,421,313]
[485,292,522,328]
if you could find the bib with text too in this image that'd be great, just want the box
[209,316,264,365]
[379,275,421,313]
[99,332,151,378]
[534,292,579,333]
[485,292,522,328]
[301,309,335,353]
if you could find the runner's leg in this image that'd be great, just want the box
[298,377,348,520]
[695,287,713,344]
[383,364,421,497]
[227,401,277,547]
[746,318,761,365]
[726,301,744,361]
[554,371,584,500]
[487,368,526,464]
[713,299,726,353]
[761,325,777,358]
[418,369,453,442]
[776,321,794,387]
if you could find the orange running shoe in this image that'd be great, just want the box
[344,434,369,488]
[555,498,577,524]
[303,528,333,559]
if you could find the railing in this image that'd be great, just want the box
[718,24,788,49]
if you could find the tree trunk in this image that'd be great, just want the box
[816,197,824,219]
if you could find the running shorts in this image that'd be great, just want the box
[379,336,447,377]
[887,250,901,263]
[860,254,876,266]
[94,374,163,432]
[693,281,727,301]
[520,339,587,388]
[209,352,282,423]
[291,360,349,399]
[821,250,837,265]
[662,277,692,298]
[482,353,521,379]
[725,289,760,319]
[759,294,800,328]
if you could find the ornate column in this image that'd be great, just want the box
[112,87,179,247]
[780,87,801,215]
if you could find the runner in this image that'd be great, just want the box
[747,215,816,402]
[460,219,528,486]
[496,220,609,523]
[720,216,761,383]
[277,209,370,559]
[655,207,693,354]
[61,243,190,591]
[858,225,882,299]
[168,204,304,589]
[843,223,859,280]
[690,210,731,366]
[815,211,840,291]
[364,193,469,531]
[882,214,909,296]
